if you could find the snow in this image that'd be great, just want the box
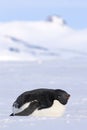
[47,15,67,25]
[0,58,87,129]
[0,16,87,129]
[0,16,87,61]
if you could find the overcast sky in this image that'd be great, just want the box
[0,0,87,29]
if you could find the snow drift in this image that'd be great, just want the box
[0,15,87,61]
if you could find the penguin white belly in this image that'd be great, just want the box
[32,100,65,117]
[12,102,30,115]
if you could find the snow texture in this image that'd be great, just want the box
[0,58,87,130]
[0,16,87,61]
[0,16,87,129]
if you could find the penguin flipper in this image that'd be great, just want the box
[14,100,40,116]
[38,98,53,110]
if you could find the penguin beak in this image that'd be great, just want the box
[67,94,70,99]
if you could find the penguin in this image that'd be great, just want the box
[10,88,70,117]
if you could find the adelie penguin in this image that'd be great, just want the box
[10,88,70,117]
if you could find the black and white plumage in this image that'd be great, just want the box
[10,88,70,117]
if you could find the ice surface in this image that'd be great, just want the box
[0,58,87,130]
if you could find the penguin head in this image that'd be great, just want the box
[55,89,70,105]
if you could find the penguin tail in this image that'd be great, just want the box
[10,113,14,116]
